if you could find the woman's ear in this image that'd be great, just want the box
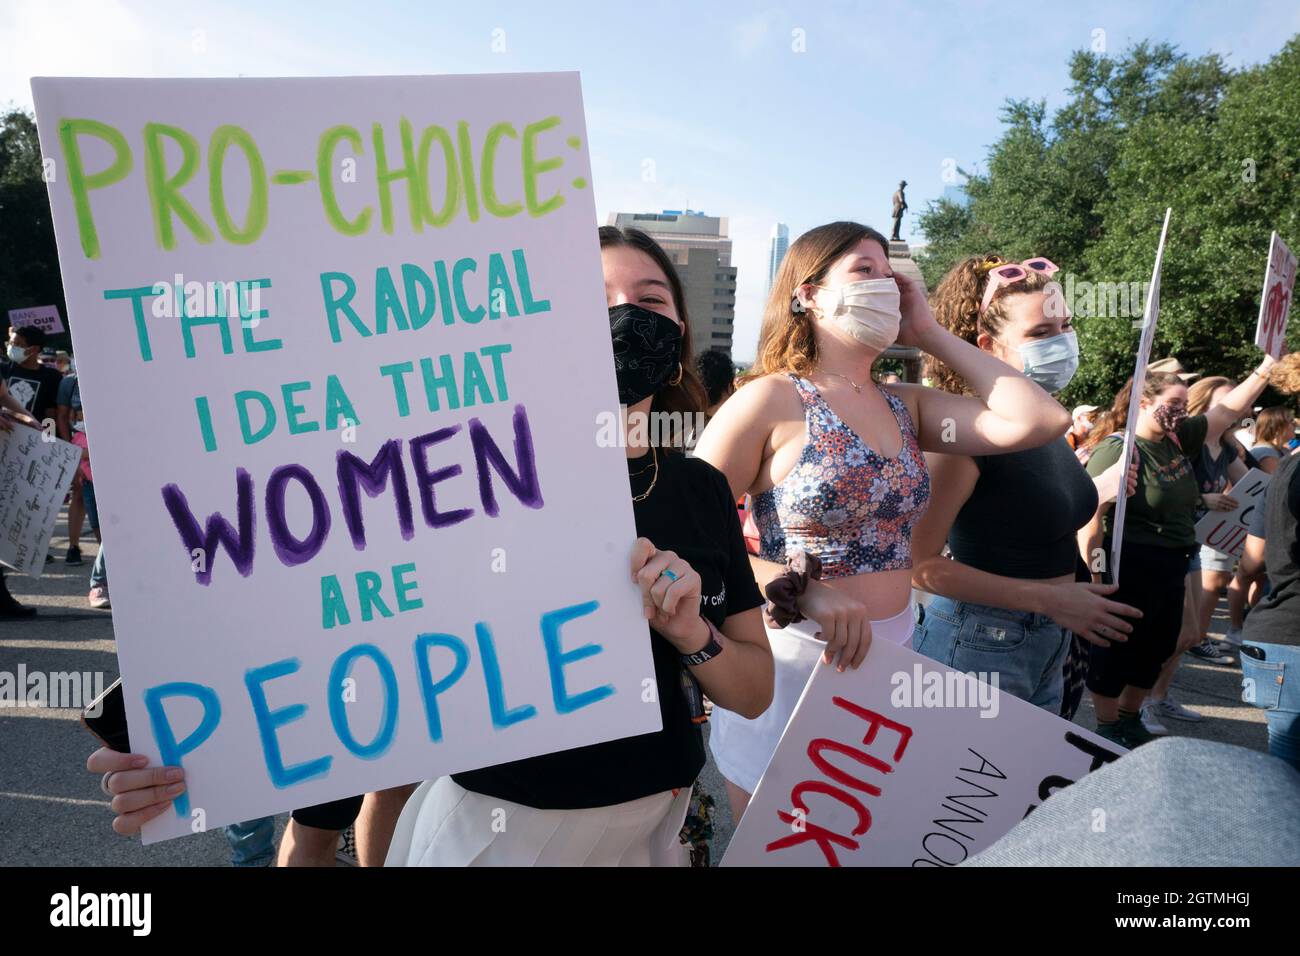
[793,284,818,315]
[975,330,997,354]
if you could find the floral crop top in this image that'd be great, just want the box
[750,375,931,578]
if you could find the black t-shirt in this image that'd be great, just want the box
[1,360,63,423]
[452,450,764,809]
[947,436,1099,579]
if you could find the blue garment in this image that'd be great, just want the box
[1241,642,1300,773]
[81,480,107,589]
[913,596,1070,714]
[224,817,276,867]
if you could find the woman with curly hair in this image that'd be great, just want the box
[908,254,1144,716]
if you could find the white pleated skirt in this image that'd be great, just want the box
[708,604,915,795]
[385,775,694,867]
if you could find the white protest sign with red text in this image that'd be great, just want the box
[1110,207,1172,585]
[1195,467,1271,558]
[1255,232,1296,359]
[721,637,1125,867]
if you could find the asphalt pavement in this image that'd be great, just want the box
[0,510,1269,866]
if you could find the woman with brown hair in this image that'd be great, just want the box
[908,254,1142,716]
[1136,374,1256,735]
[89,226,775,867]
[694,223,1071,817]
[1251,406,1295,475]
[1078,351,1276,748]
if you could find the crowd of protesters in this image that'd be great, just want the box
[5,221,1297,866]
[2,323,111,616]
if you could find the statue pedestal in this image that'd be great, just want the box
[886,240,926,295]
[882,240,925,383]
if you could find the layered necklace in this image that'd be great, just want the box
[630,446,659,502]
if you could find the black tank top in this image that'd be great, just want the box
[947,436,1099,579]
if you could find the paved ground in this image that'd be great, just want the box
[0,510,1268,866]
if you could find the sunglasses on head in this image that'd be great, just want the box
[979,257,1059,316]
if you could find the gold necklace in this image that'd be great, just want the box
[631,446,659,502]
[823,371,864,393]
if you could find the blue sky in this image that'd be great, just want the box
[4,0,1297,360]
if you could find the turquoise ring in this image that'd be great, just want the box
[660,568,679,583]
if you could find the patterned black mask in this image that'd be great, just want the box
[609,303,682,405]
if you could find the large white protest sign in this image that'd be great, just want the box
[1195,467,1271,558]
[32,74,659,842]
[7,305,65,335]
[1255,232,1296,359]
[0,425,82,576]
[1110,207,1172,584]
[721,637,1126,867]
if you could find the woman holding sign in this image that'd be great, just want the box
[1078,354,1277,748]
[88,226,775,867]
[693,223,1071,818]
[908,254,1143,715]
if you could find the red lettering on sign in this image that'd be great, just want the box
[765,811,859,866]
[807,738,889,794]
[832,695,914,761]
[791,780,872,836]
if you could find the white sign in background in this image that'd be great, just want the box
[722,638,1126,867]
[1194,467,1271,559]
[32,74,659,843]
[1110,207,1172,585]
[1255,231,1296,359]
[0,426,82,576]
[7,304,65,335]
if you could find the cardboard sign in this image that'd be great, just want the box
[1255,232,1296,359]
[32,74,660,843]
[6,304,65,336]
[721,638,1125,867]
[1110,207,1172,584]
[1195,467,1271,558]
[0,425,81,576]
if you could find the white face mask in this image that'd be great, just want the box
[7,344,29,363]
[815,277,901,351]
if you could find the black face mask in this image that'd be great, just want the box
[608,303,683,405]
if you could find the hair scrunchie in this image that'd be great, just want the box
[763,551,823,628]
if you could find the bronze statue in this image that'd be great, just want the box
[890,180,908,242]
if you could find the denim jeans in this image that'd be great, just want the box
[81,480,107,589]
[913,596,1070,714]
[966,738,1300,866]
[224,817,276,867]
[1241,642,1300,773]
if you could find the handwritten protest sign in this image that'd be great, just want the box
[721,637,1125,867]
[1255,232,1296,359]
[1110,207,1171,584]
[6,305,65,336]
[32,74,659,842]
[1195,467,1271,558]
[0,425,81,576]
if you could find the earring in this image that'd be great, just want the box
[669,363,683,386]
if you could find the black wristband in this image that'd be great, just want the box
[681,618,724,666]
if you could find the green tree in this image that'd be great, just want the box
[917,39,1299,408]
[0,107,68,348]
